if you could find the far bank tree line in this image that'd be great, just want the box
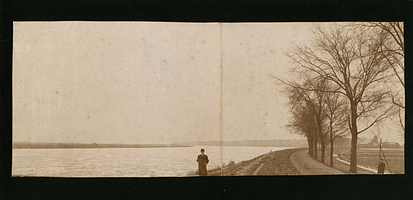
[271,22,404,173]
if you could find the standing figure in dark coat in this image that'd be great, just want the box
[377,159,385,174]
[197,149,209,176]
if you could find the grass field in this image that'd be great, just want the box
[339,147,404,174]
[314,146,404,174]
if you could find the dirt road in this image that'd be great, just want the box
[289,150,345,175]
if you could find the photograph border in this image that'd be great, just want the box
[1,0,412,199]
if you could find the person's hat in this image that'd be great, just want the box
[201,148,205,152]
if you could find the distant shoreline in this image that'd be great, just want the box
[12,142,192,149]
[13,140,309,149]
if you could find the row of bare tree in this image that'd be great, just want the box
[271,22,404,173]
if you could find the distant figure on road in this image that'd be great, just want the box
[197,148,209,176]
[377,159,385,174]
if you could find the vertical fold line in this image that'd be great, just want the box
[219,23,223,176]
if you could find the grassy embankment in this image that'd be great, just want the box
[187,148,303,176]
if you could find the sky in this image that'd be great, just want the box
[13,22,404,144]
[221,23,313,141]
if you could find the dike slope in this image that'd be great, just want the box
[207,148,304,176]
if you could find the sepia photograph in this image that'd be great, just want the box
[12,21,404,177]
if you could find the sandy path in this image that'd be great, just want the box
[290,150,345,175]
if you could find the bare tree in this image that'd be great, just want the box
[286,24,397,173]
[286,95,317,157]
[281,78,330,162]
[303,78,329,163]
[353,22,404,132]
[322,81,348,167]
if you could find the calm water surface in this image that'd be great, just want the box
[12,146,295,177]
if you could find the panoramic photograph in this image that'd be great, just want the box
[12,22,404,177]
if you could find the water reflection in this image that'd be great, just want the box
[12,146,294,177]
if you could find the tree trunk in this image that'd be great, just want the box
[329,121,334,167]
[320,138,325,163]
[349,101,358,173]
[318,127,325,163]
[349,133,358,173]
[308,134,313,156]
[315,115,324,162]
[313,129,318,159]
[330,138,334,167]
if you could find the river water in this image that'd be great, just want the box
[12,146,294,177]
